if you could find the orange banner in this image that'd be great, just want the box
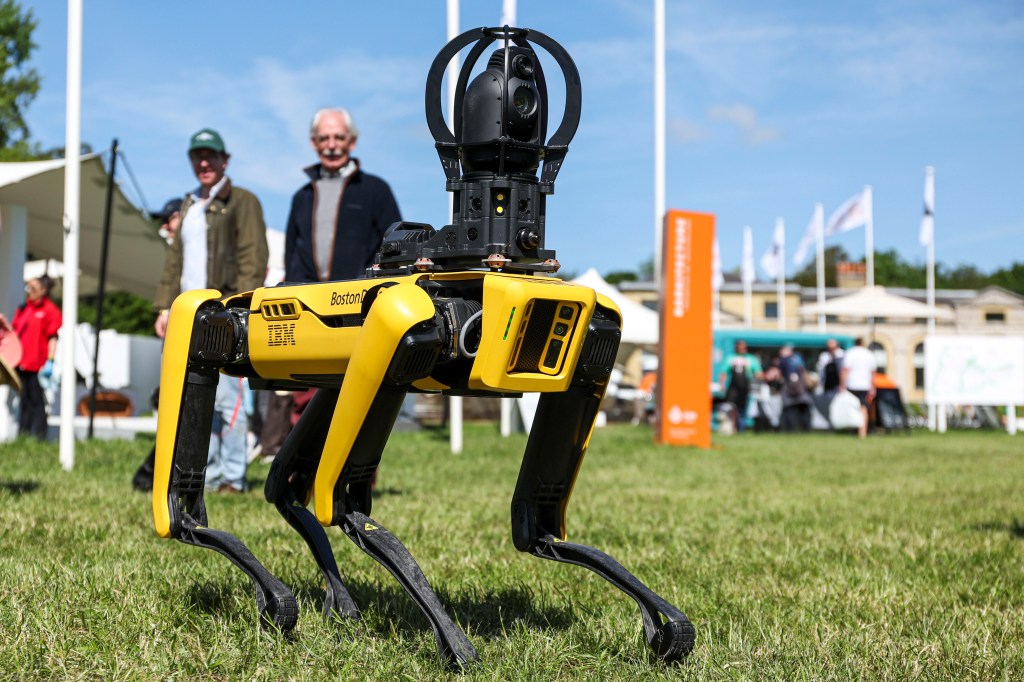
[657,210,714,447]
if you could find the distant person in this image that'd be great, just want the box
[151,197,183,245]
[816,338,844,393]
[153,128,269,493]
[719,340,763,432]
[284,107,401,283]
[778,344,812,432]
[841,337,877,438]
[0,275,62,439]
[265,108,403,457]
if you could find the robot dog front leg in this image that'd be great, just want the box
[152,290,298,631]
[511,309,696,662]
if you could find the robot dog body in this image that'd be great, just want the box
[152,27,695,667]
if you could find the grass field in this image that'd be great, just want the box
[1,425,1022,680]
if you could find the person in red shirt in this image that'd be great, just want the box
[0,275,63,439]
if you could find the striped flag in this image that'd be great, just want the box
[825,188,871,236]
[793,205,822,266]
[919,166,935,247]
[760,218,785,279]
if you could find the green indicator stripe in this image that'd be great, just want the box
[503,307,517,340]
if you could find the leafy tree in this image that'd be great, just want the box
[77,291,157,337]
[989,262,1024,296]
[792,245,849,287]
[873,249,926,289]
[0,0,40,161]
[605,270,637,285]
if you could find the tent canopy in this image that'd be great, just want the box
[0,155,166,300]
[799,285,954,320]
[570,267,659,345]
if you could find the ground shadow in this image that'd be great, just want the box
[972,519,1024,539]
[288,576,574,642]
[185,580,235,615]
[0,479,40,496]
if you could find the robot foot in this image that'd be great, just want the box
[275,495,361,621]
[531,534,695,662]
[340,509,479,668]
[179,517,299,632]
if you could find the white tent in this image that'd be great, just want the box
[799,285,955,320]
[0,155,166,303]
[570,268,659,345]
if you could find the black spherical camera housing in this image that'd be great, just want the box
[371,26,582,275]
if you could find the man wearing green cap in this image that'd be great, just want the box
[153,128,269,493]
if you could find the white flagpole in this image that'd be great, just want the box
[60,0,83,470]
[743,227,753,328]
[653,0,666,286]
[497,0,517,438]
[776,217,785,331]
[864,185,874,288]
[447,0,463,453]
[814,203,826,332]
[924,166,937,430]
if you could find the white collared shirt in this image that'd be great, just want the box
[180,176,228,292]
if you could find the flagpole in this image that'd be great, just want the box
[743,227,753,328]
[653,0,666,286]
[814,203,826,332]
[446,0,463,454]
[864,185,874,288]
[60,0,83,471]
[924,166,937,430]
[776,217,785,330]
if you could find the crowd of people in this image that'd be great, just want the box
[718,336,878,438]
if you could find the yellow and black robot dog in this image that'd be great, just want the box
[152,27,695,667]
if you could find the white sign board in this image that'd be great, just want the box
[925,335,1024,405]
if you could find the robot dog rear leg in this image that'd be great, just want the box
[153,292,297,631]
[511,386,696,662]
[264,387,359,621]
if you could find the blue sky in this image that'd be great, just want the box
[21,0,1024,281]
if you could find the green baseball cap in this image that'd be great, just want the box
[188,128,226,154]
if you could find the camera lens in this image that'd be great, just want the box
[512,54,535,79]
[512,86,537,117]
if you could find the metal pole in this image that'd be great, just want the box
[653,0,666,287]
[446,0,463,454]
[924,166,937,430]
[776,217,785,331]
[864,185,874,288]
[814,203,826,332]
[59,0,83,470]
[88,139,118,439]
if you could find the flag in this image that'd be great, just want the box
[712,237,724,290]
[760,218,784,279]
[742,227,755,284]
[825,187,870,236]
[793,205,823,266]
[919,166,935,247]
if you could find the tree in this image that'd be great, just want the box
[605,271,637,285]
[792,245,849,287]
[989,262,1024,296]
[873,249,926,289]
[0,0,40,161]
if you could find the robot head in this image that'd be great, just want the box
[373,27,581,275]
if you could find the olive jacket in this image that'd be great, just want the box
[154,179,269,310]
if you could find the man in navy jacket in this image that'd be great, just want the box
[284,107,401,283]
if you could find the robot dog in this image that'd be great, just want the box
[153,27,695,667]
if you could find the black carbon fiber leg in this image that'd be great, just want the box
[276,493,359,620]
[179,516,298,632]
[340,510,479,668]
[264,388,359,621]
[531,535,695,662]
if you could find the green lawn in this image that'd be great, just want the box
[1,426,1022,680]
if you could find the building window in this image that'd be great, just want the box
[869,341,888,375]
[765,302,778,319]
[985,310,1006,322]
[914,342,925,389]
